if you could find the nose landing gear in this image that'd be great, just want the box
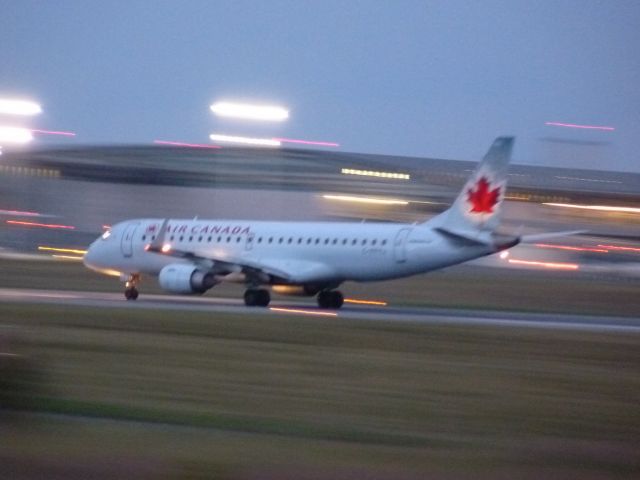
[123,274,140,301]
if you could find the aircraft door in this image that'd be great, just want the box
[393,228,411,263]
[245,233,255,251]
[121,223,139,257]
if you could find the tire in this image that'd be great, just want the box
[317,290,343,309]
[125,288,138,301]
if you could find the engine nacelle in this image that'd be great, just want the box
[158,264,217,294]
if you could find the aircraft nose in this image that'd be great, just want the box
[83,240,101,269]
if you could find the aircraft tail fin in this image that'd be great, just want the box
[427,136,514,244]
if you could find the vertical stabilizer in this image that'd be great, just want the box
[427,136,514,243]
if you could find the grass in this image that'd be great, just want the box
[1,303,639,478]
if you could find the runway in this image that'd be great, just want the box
[1,287,639,333]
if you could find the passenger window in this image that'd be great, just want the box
[278,238,283,244]
[342,239,347,245]
[198,236,203,242]
[226,237,231,243]
[207,236,212,242]
[188,236,193,242]
[170,235,175,241]
[297,238,302,244]
[268,237,273,244]
[236,237,241,243]
[179,236,184,242]
[142,235,146,241]
[352,239,357,245]
[306,238,311,244]
[315,238,320,244]
[372,239,377,245]
[382,239,387,246]
[362,239,367,245]
[217,236,222,242]
[324,239,329,245]
[258,237,262,243]
[288,238,293,244]
[332,239,337,245]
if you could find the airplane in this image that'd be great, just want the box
[83,137,578,309]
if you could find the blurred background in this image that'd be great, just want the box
[1,1,639,478]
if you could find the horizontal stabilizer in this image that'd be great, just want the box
[519,230,586,243]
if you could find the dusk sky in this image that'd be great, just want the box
[2,1,639,171]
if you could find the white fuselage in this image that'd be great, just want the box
[84,218,498,286]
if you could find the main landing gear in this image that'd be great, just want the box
[317,290,344,309]
[244,288,270,307]
[124,274,140,301]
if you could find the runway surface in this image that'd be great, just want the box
[1,287,639,333]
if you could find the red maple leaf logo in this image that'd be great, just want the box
[467,176,501,214]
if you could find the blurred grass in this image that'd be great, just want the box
[1,303,639,478]
[0,257,639,316]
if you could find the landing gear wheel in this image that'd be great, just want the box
[317,290,343,309]
[124,287,139,301]
[244,288,270,307]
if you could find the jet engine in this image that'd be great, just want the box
[158,264,217,294]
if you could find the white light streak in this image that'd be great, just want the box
[543,203,640,214]
[0,126,33,144]
[341,168,410,180]
[209,134,281,147]
[0,99,42,116]
[210,102,289,122]
[322,194,409,205]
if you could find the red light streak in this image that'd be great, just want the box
[534,243,608,253]
[6,220,75,230]
[274,138,340,147]
[269,307,338,317]
[31,129,76,137]
[545,122,615,131]
[597,244,640,253]
[154,140,221,149]
[508,259,579,270]
[344,298,388,306]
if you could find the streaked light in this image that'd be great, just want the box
[545,122,615,131]
[209,134,281,147]
[161,243,171,253]
[554,176,622,184]
[31,129,76,137]
[534,243,609,253]
[102,225,111,230]
[101,230,111,239]
[343,298,388,306]
[598,244,640,253]
[38,246,87,255]
[275,137,339,147]
[6,220,75,230]
[93,268,123,277]
[154,140,221,149]
[0,99,42,116]
[0,126,33,144]
[269,307,338,317]
[322,194,408,206]
[0,209,43,217]
[543,203,640,214]
[341,168,410,180]
[508,258,579,270]
[52,255,84,261]
[210,102,289,122]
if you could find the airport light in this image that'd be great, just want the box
[210,102,289,122]
[275,137,340,147]
[341,168,410,180]
[545,122,615,131]
[38,246,87,255]
[322,194,409,206]
[31,129,76,137]
[154,140,221,149]
[0,126,33,144]
[6,220,75,230]
[508,258,579,270]
[343,298,388,306]
[209,134,281,147]
[0,99,42,116]
[269,307,338,317]
[543,202,640,214]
